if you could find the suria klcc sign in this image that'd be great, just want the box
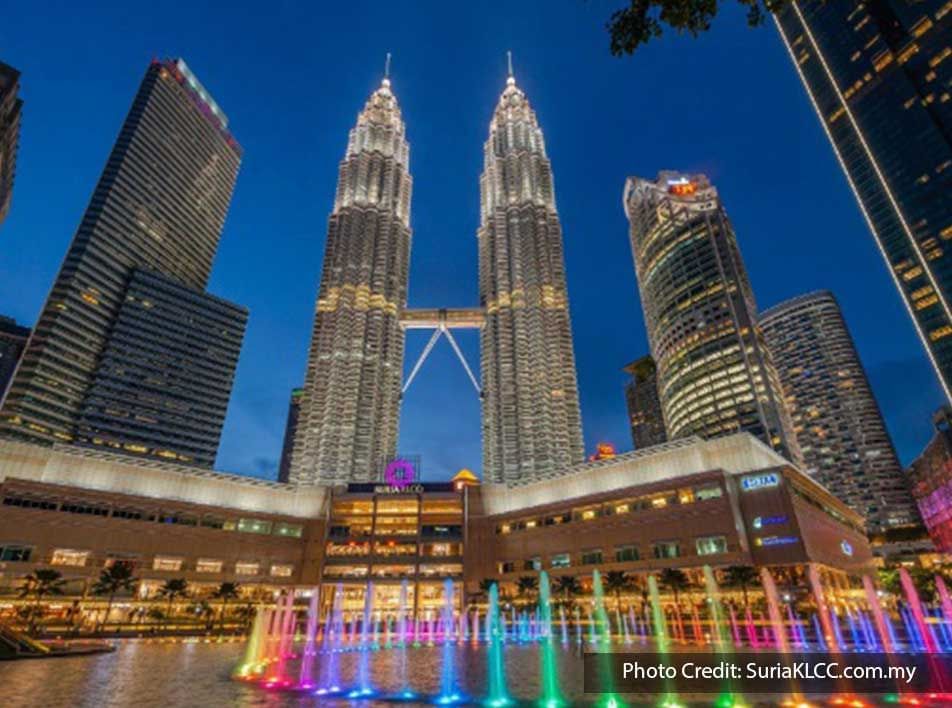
[375,458,424,494]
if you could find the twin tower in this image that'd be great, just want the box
[287,68,585,487]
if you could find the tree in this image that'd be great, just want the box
[722,565,758,608]
[157,578,190,626]
[555,575,582,607]
[211,582,241,633]
[603,570,631,611]
[18,569,67,634]
[606,0,790,57]
[91,563,138,632]
[659,568,691,610]
[516,575,539,606]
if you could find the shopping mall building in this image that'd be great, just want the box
[0,433,872,615]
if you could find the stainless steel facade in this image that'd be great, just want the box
[624,172,800,464]
[0,59,243,465]
[775,1,952,402]
[0,60,22,229]
[478,73,585,484]
[289,77,412,485]
[760,290,918,532]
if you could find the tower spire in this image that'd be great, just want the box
[506,50,514,85]
[384,52,391,80]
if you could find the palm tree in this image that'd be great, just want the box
[603,570,631,611]
[555,575,582,607]
[158,578,189,627]
[516,575,539,607]
[91,563,138,632]
[18,569,67,635]
[659,568,691,610]
[211,582,241,633]
[722,565,758,608]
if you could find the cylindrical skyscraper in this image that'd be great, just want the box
[289,75,412,485]
[760,290,919,532]
[479,68,584,484]
[624,172,800,463]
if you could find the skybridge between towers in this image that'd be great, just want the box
[399,307,484,397]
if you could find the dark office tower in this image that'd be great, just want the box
[0,59,243,466]
[277,388,303,483]
[0,61,22,228]
[775,3,952,402]
[760,291,919,532]
[74,269,247,466]
[289,74,412,485]
[623,356,667,450]
[479,68,585,484]
[0,317,29,399]
[624,172,801,463]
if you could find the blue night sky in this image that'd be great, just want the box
[0,1,945,481]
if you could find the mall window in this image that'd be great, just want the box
[372,564,415,578]
[695,484,723,501]
[695,535,727,556]
[327,542,370,556]
[551,553,571,568]
[270,564,294,577]
[377,499,419,515]
[153,556,183,571]
[323,565,368,578]
[653,541,680,559]
[422,542,459,557]
[3,495,57,510]
[235,562,260,576]
[112,508,145,521]
[419,563,462,577]
[524,557,542,571]
[274,522,303,538]
[51,549,90,566]
[421,500,462,515]
[497,523,511,534]
[498,561,515,574]
[0,544,32,562]
[196,559,223,573]
[375,541,417,556]
[237,518,272,534]
[421,525,461,538]
[61,502,109,516]
[580,549,603,565]
[331,500,373,516]
[615,545,639,562]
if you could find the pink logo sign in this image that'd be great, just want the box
[384,459,415,488]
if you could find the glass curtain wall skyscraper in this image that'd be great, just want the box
[289,74,412,485]
[775,1,952,401]
[0,59,245,467]
[623,355,668,450]
[0,60,22,229]
[760,290,919,532]
[479,68,585,484]
[624,171,801,464]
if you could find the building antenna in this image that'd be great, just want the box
[384,52,391,80]
[507,50,513,79]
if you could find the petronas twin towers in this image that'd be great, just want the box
[288,64,584,487]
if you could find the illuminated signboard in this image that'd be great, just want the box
[755,535,799,548]
[741,472,780,491]
[667,177,697,196]
[374,458,424,494]
[752,515,788,529]
[841,540,853,557]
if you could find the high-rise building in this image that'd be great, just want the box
[0,60,22,228]
[774,2,952,401]
[0,316,29,398]
[479,67,585,484]
[624,172,800,463]
[0,59,245,467]
[289,74,411,485]
[277,387,303,483]
[623,356,667,450]
[760,290,918,532]
[74,269,247,467]
[908,406,952,552]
